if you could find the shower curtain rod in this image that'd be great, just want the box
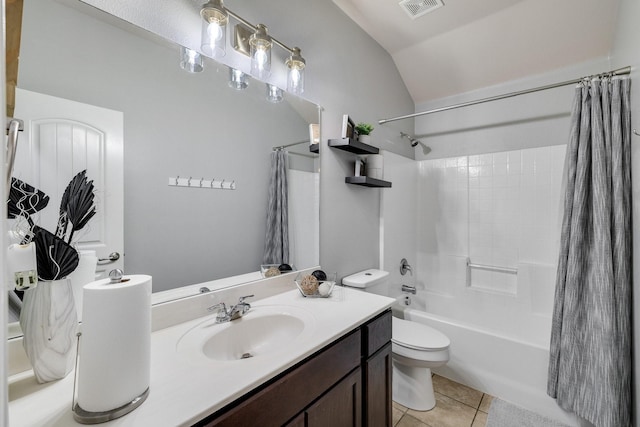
[273,140,310,150]
[378,65,632,125]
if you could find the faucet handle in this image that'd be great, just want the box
[238,294,254,304]
[208,302,227,315]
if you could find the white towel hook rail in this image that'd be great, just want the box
[168,176,236,190]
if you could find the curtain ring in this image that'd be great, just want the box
[188,176,192,186]
[175,176,180,185]
[200,177,204,187]
[210,178,215,188]
[220,179,225,189]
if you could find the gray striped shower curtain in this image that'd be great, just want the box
[547,77,632,427]
[263,149,289,265]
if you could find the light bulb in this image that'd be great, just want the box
[208,21,224,42]
[255,48,268,68]
[179,46,203,73]
[290,69,301,87]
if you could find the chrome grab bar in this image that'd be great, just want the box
[466,258,517,275]
[6,117,24,194]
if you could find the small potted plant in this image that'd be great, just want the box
[355,123,374,144]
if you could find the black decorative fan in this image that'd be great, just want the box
[32,225,80,280]
[7,169,98,280]
[56,170,97,242]
[7,177,50,220]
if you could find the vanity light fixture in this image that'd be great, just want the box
[249,24,272,79]
[266,84,284,103]
[197,1,307,94]
[228,67,249,90]
[179,46,204,73]
[286,47,305,95]
[200,0,228,58]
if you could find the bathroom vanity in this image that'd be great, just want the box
[8,279,394,427]
[200,309,392,426]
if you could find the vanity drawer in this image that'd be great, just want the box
[362,310,392,358]
[199,329,362,427]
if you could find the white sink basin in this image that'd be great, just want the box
[177,304,316,362]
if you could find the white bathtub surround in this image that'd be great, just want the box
[381,146,574,424]
[398,307,578,426]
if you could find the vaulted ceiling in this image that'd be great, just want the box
[333,0,620,105]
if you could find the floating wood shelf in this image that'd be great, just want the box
[309,143,319,154]
[345,176,392,188]
[328,138,379,155]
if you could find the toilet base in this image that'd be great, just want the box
[392,361,435,411]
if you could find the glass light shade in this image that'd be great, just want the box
[200,0,228,58]
[179,46,204,73]
[228,68,249,90]
[249,24,272,79]
[266,84,284,103]
[286,47,306,95]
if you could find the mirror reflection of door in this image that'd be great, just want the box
[9,88,124,322]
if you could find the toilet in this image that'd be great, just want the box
[342,269,450,411]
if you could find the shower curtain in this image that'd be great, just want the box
[263,149,289,265]
[547,77,631,427]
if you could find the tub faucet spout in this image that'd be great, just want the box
[401,284,417,294]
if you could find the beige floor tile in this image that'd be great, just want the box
[394,400,409,412]
[472,411,488,427]
[407,392,476,427]
[396,413,431,427]
[393,406,406,426]
[478,394,494,413]
[432,375,484,409]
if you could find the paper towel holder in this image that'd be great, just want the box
[72,387,150,424]
[72,328,150,424]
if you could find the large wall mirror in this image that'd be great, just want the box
[7,0,320,338]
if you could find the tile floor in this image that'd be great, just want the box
[393,374,493,427]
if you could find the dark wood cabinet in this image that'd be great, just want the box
[197,310,392,427]
[306,368,362,427]
[364,344,392,427]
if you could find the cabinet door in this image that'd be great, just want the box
[364,343,392,427]
[306,368,362,427]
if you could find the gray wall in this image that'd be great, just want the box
[268,0,416,280]
[79,0,417,283]
[18,0,312,291]
[610,0,640,423]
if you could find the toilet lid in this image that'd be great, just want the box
[392,317,450,351]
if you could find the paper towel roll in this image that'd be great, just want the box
[76,275,152,413]
[366,154,384,180]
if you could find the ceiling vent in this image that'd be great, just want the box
[398,0,444,19]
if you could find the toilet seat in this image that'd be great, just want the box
[392,317,450,351]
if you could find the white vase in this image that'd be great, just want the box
[20,278,78,383]
[358,134,371,144]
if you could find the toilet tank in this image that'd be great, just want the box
[342,269,389,290]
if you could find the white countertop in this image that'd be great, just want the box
[9,287,394,426]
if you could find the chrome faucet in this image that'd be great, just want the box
[207,294,254,323]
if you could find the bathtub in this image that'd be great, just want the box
[393,304,580,426]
